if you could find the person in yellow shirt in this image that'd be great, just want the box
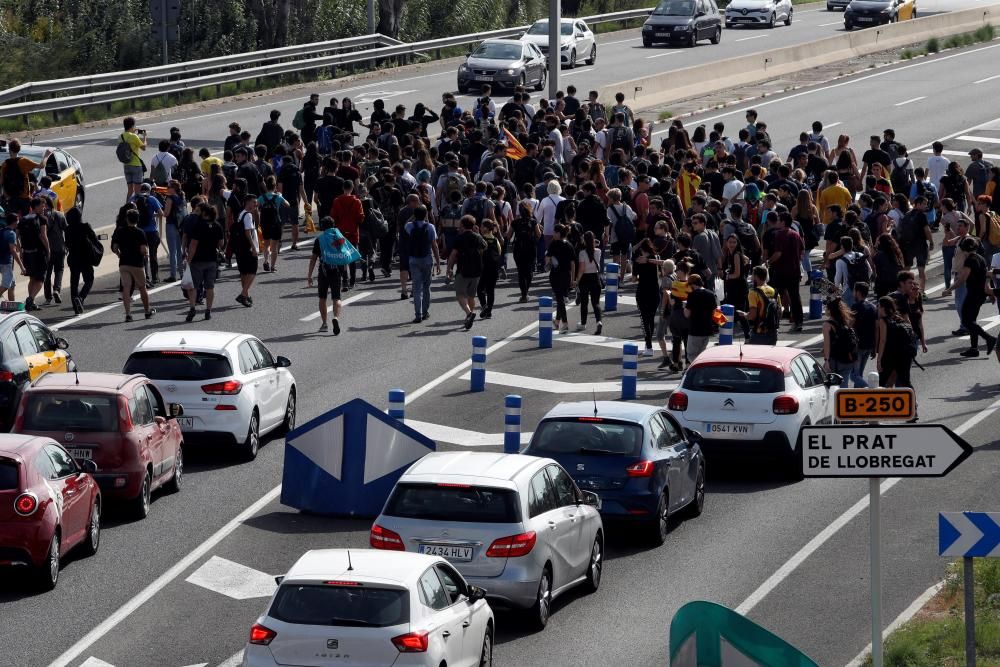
[120,116,147,200]
[741,265,781,345]
[198,147,223,180]
[816,170,853,225]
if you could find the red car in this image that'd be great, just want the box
[0,434,100,590]
[13,372,184,519]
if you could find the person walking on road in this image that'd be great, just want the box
[447,215,487,330]
[64,207,97,314]
[875,296,915,389]
[163,180,186,282]
[130,183,165,285]
[943,237,998,360]
[258,176,290,273]
[509,200,540,302]
[18,197,50,311]
[43,196,67,305]
[234,197,260,307]
[405,205,440,323]
[683,274,716,362]
[546,224,577,334]
[119,117,147,200]
[111,209,154,322]
[184,204,224,322]
[850,283,877,388]
[307,216,350,334]
[0,213,24,301]
[822,297,858,388]
[666,262,692,373]
[575,231,603,334]
[743,265,780,345]
[477,219,502,319]
[330,180,365,288]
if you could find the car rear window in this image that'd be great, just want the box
[22,393,117,432]
[123,351,232,381]
[269,584,408,627]
[683,365,785,394]
[0,460,18,490]
[528,419,643,457]
[384,483,520,523]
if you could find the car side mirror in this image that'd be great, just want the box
[696,10,706,16]
[579,491,602,509]
[684,429,703,445]
[55,337,69,350]
[467,585,487,601]
[274,575,285,585]
[825,373,844,387]
[79,459,98,474]
[275,356,292,368]
[169,403,184,417]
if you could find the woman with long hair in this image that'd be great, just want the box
[940,161,974,213]
[632,235,665,356]
[721,233,749,315]
[302,141,321,213]
[575,231,604,334]
[791,188,820,279]
[829,134,859,192]
[872,233,904,297]
[875,296,915,388]
[508,200,541,301]
[691,125,708,154]
[162,179,186,282]
[822,296,857,387]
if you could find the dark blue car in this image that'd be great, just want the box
[524,401,705,545]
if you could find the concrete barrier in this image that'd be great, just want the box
[603,5,997,110]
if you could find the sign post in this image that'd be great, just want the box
[804,420,973,667]
[939,511,1000,667]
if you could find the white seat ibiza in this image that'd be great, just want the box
[243,549,495,667]
[123,331,296,460]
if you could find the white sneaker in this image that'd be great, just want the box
[643,347,654,357]
[560,324,569,334]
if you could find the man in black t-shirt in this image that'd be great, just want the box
[861,135,891,183]
[277,155,305,249]
[18,197,50,311]
[683,274,718,362]
[111,210,153,322]
[184,204,225,322]
[545,224,577,334]
[447,215,487,330]
[944,237,997,359]
[314,157,344,218]
[823,206,848,280]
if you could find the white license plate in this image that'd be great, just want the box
[419,544,474,561]
[857,17,873,21]
[177,417,194,428]
[704,422,752,435]
[475,75,493,81]
[656,32,670,36]
[68,447,93,460]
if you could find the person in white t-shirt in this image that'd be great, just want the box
[607,187,637,279]
[927,141,950,193]
[721,166,744,207]
[535,180,564,245]
[149,140,178,186]
[593,118,609,162]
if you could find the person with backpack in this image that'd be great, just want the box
[477,219,502,320]
[404,205,440,324]
[875,296,916,389]
[129,183,165,285]
[508,200,540,303]
[974,194,1000,265]
[607,187,636,280]
[895,195,934,294]
[306,216,356,334]
[256,110,284,157]
[889,146,915,197]
[943,236,998,361]
[42,196,67,305]
[607,113,635,160]
[683,274,717,362]
[850,283,878,387]
[17,197,49,311]
[447,215,487,330]
[0,213,24,301]
[767,212,805,333]
[546,224,577,335]
[149,140,178,187]
[909,167,938,230]
[64,207,98,315]
[743,265,781,345]
[822,297,858,388]
[117,117,147,200]
[183,204,224,322]
[461,182,496,228]
[110,209,154,323]
[2,139,50,216]
[833,236,871,307]
[162,180,186,282]
[230,196,259,308]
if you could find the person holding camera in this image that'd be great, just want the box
[120,117,147,201]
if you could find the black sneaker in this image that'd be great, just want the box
[518,295,528,303]
[987,337,997,357]
[145,308,156,319]
[204,310,212,321]
[412,316,423,324]
[53,293,61,304]
[658,358,670,369]
[263,262,270,272]
[422,311,429,320]
[952,328,969,336]
[960,348,980,357]
[464,312,476,330]
[185,308,196,323]
[125,314,134,322]
[400,291,409,300]
[332,318,341,336]
[480,309,492,319]
[235,294,247,306]
[72,297,84,315]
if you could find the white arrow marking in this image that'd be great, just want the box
[79,659,115,667]
[185,556,277,600]
[404,419,533,448]
[355,89,416,104]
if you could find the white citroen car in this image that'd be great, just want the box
[520,18,596,68]
[243,549,494,667]
[123,331,296,460]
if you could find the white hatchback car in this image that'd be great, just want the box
[666,345,838,475]
[122,331,295,460]
[520,18,596,68]
[725,0,794,28]
[243,549,494,667]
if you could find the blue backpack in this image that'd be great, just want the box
[318,229,360,267]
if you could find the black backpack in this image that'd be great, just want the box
[259,193,280,229]
[885,317,917,359]
[133,195,151,229]
[916,180,937,209]
[610,127,631,154]
[513,220,537,257]
[2,157,26,198]
[229,213,251,256]
[458,235,484,277]
[752,287,781,333]
[830,321,859,363]
[362,200,389,240]
[466,197,488,225]
[610,205,635,244]
[895,210,918,244]
[734,221,760,265]
[844,252,871,290]
[890,160,915,196]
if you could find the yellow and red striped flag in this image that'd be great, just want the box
[503,128,526,161]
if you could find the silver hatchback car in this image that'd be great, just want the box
[371,452,604,630]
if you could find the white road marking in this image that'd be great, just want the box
[45,486,283,667]
[88,175,124,187]
[735,393,1000,617]
[299,290,372,322]
[955,134,1000,144]
[824,121,843,128]
[405,418,534,447]
[458,369,677,394]
[894,95,926,106]
[735,34,769,42]
[185,556,277,600]
[216,653,243,667]
[563,67,595,77]
[817,20,842,26]
[973,73,1000,84]
[79,659,115,667]
[354,89,416,104]
[601,37,640,45]
[844,580,947,667]
[912,114,1000,153]
[922,148,1000,160]
[645,51,680,59]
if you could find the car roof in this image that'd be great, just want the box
[689,344,804,373]
[541,401,658,424]
[29,372,142,392]
[530,18,576,23]
[401,451,545,485]
[132,330,247,354]
[0,433,54,459]
[480,38,524,46]
[284,549,440,585]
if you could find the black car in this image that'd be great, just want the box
[642,0,723,47]
[844,0,915,29]
[0,308,74,431]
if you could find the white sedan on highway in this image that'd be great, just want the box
[520,18,597,68]
[122,331,296,461]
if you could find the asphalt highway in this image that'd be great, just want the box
[1,14,1000,667]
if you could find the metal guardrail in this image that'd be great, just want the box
[0,8,653,119]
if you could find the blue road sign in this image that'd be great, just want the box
[939,512,1000,557]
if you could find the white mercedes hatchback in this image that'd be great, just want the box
[243,549,494,667]
[122,331,296,460]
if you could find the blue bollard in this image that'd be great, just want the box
[719,304,735,345]
[809,269,824,320]
[388,389,405,421]
[538,296,553,348]
[605,262,620,313]
[471,336,487,392]
[504,394,522,454]
[622,343,639,400]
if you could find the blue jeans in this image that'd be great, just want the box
[829,359,854,388]
[166,223,183,279]
[942,245,954,289]
[851,348,872,387]
[409,255,434,317]
[955,283,967,328]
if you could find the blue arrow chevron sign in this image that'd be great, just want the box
[939,512,1000,557]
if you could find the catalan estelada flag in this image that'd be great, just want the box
[678,168,701,211]
[503,128,526,161]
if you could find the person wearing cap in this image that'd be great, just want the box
[967,148,995,199]
[0,213,23,301]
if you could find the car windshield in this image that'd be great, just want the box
[528,419,643,457]
[652,0,696,15]
[269,584,408,627]
[526,22,575,35]
[472,43,523,60]
[683,365,785,393]
[123,351,233,381]
[22,393,117,432]
[385,483,520,523]
[0,460,18,490]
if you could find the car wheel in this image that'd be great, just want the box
[649,491,670,546]
[457,82,468,94]
[568,49,576,69]
[785,8,792,25]
[74,187,85,212]
[768,12,776,28]
[81,500,101,556]
[827,2,834,9]
[164,445,183,493]
[583,534,603,592]
[711,27,721,44]
[684,465,706,518]
[280,390,296,435]
[528,566,552,630]
[242,410,260,461]
[535,68,546,91]
[844,21,852,30]
[789,422,809,480]
[586,44,597,65]
[37,532,60,591]
[642,39,653,47]
[518,73,526,91]
[479,627,493,666]
[131,470,152,519]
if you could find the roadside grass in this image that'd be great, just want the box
[906,23,996,60]
[863,559,1000,667]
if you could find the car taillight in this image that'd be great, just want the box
[370,524,405,551]
[0,370,13,382]
[118,395,133,434]
[392,631,428,653]
[486,531,537,558]
[772,395,799,415]
[14,492,37,516]
[248,623,277,645]
[625,460,655,477]
[202,380,242,395]
[668,391,688,411]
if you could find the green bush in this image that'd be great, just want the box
[974,24,995,42]
[925,37,940,53]
[900,49,915,59]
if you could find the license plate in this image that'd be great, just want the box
[68,447,93,460]
[475,75,493,82]
[177,417,193,428]
[857,17,873,21]
[419,544,474,562]
[656,32,670,36]
[704,422,752,435]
